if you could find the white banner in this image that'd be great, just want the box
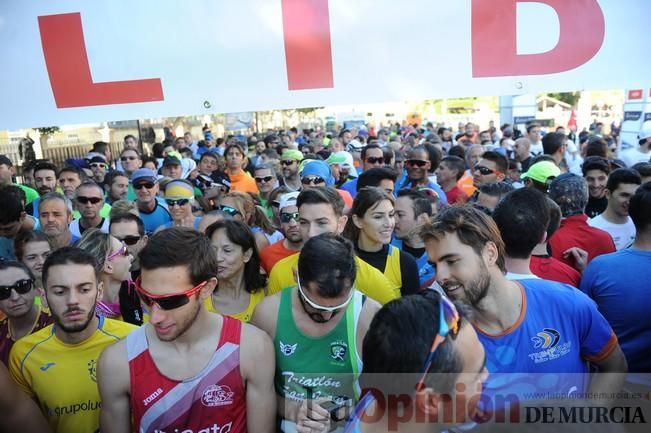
[0,0,650,130]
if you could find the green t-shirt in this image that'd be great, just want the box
[17,184,39,205]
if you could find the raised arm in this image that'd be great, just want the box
[98,339,132,433]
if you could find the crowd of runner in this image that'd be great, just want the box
[0,120,649,432]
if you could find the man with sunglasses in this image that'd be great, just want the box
[98,228,276,433]
[422,206,627,415]
[344,291,488,432]
[471,150,508,190]
[9,247,137,433]
[252,233,380,433]
[87,155,109,185]
[396,146,448,205]
[260,192,303,273]
[280,149,304,192]
[131,168,172,234]
[109,213,147,276]
[254,163,280,217]
[0,261,52,365]
[70,182,110,238]
[340,144,386,198]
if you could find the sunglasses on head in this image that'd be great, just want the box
[135,276,208,310]
[165,198,190,207]
[474,165,502,176]
[365,156,384,164]
[133,182,156,190]
[106,243,129,261]
[415,291,460,392]
[406,159,428,168]
[76,196,103,205]
[255,175,274,183]
[279,212,300,223]
[281,159,296,166]
[121,156,138,161]
[219,205,242,217]
[117,235,141,246]
[0,279,33,301]
[301,176,325,185]
[296,274,354,323]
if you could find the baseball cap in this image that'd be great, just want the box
[88,155,107,164]
[639,125,651,145]
[325,151,358,178]
[210,170,232,191]
[347,139,364,151]
[278,191,300,211]
[0,154,13,166]
[162,155,182,167]
[521,161,561,184]
[131,168,158,184]
[281,149,304,162]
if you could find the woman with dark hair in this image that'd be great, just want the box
[224,143,258,193]
[205,220,267,322]
[343,187,420,295]
[13,230,51,291]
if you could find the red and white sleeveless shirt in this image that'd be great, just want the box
[127,316,247,433]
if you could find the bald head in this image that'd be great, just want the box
[514,138,531,162]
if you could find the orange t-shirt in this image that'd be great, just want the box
[260,240,297,274]
[227,170,259,194]
[457,170,476,197]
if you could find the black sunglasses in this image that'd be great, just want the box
[281,159,296,166]
[165,198,190,207]
[89,162,107,169]
[0,279,33,301]
[116,235,141,246]
[406,159,428,168]
[365,156,384,164]
[134,182,156,190]
[255,175,274,183]
[76,196,103,205]
[279,212,300,223]
[301,176,325,185]
[219,205,243,217]
[473,165,495,175]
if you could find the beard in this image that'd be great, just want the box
[442,260,491,308]
[52,306,96,333]
[158,299,202,342]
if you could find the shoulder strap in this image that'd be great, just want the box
[218,315,242,347]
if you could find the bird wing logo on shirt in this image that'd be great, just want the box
[201,384,234,407]
[531,328,561,349]
[279,341,297,356]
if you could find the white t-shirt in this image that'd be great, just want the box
[588,214,636,250]
[529,142,544,157]
[69,217,110,239]
[621,148,650,168]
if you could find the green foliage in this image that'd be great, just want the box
[34,126,60,136]
[545,92,580,107]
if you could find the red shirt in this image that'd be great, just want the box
[128,316,246,433]
[530,255,582,287]
[548,214,616,271]
[445,185,469,204]
[0,309,52,365]
[260,240,296,274]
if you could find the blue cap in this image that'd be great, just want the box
[131,168,158,184]
[300,160,334,186]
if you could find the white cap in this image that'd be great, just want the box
[278,191,300,211]
[639,124,651,145]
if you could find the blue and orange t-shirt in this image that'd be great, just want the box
[477,279,617,409]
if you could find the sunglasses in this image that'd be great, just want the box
[135,276,208,311]
[255,175,274,183]
[76,196,103,205]
[301,176,325,185]
[219,205,243,217]
[415,291,460,392]
[474,165,502,176]
[281,159,296,166]
[106,243,129,261]
[116,235,141,246]
[365,156,384,164]
[0,279,33,301]
[297,274,354,323]
[271,200,281,208]
[279,212,300,223]
[405,159,428,168]
[121,156,138,161]
[134,182,156,190]
[90,162,107,169]
[165,198,190,207]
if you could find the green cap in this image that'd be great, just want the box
[521,161,561,184]
[281,149,304,162]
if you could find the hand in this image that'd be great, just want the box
[563,247,588,272]
[187,168,199,180]
[296,399,331,433]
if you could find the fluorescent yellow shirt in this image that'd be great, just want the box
[9,317,137,433]
[268,253,400,305]
[203,289,266,322]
